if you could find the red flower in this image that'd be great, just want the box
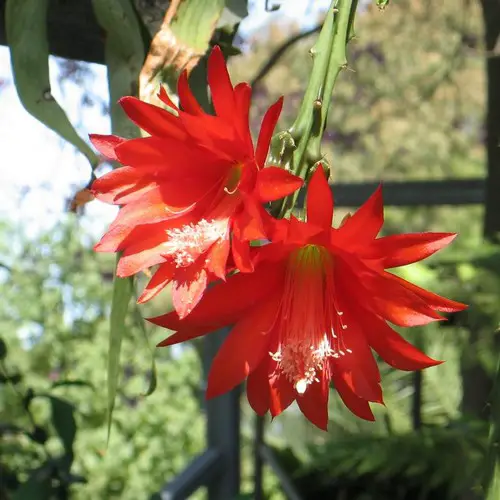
[151,167,467,430]
[89,46,302,318]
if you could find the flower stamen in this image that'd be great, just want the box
[163,219,228,267]
[270,244,352,394]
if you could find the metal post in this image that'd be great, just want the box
[254,416,265,500]
[203,327,241,500]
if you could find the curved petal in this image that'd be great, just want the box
[117,245,166,277]
[89,134,125,161]
[296,376,329,430]
[332,371,376,421]
[178,71,204,115]
[233,82,253,154]
[255,167,303,202]
[172,264,208,319]
[149,263,284,331]
[363,314,442,371]
[233,196,267,241]
[119,96,185,139]
[366,232,458,268]
[306,167,333,229]
[157,86,179,111]
[205,236,231,280]
[105,185,196,233]
[337,185,384,245]
[208,45,235,120]
[231,233,254,273]
[206,293,279,399]
[157,324,214,347]
[331,308,383,403]
[247,357,271,415]
[335,255,444,327]
[137,261,175,304]
[255,97,283,168]
[382,271,467,313]
[91,166,143,203]
[269,374,295,418]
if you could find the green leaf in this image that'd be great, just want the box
[107,272,133,442]
[133,303,157,397]
[48,396,77,456]
[5,0,98,169]
[91,0,145,135]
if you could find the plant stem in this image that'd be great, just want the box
[272,0,357,218]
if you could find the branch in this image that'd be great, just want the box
[250,23,322,89]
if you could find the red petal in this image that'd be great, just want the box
[296,377,329,430]
[117,245,166,277]
[255,167,303,202]
[208,46,235,120]
[233,196,267,241]
[269,375,295,418]
[157,325,212,347]
[231,234,254,273]
[336,255,444,327]
[285,215,323,245]
[337,185,383,244]
[331,309,382,402]
[115,136,200,174]
[332,371,376,421]
[157,86,179,111]
[206,294,279,399]
[137,262,175,304]
[368,232,458,268]
[363,314,442,370]
[306,167,333,229]
[89,134,125,161]
[119,96,185,139]
[255,97,283,168]
[172,264,208,319]
[91,166,142,203]
[383,271,467,313]
[149,263,284,331]
[233,83,253,154]
[178,71,204,115]
[105,186,195,233]
[247,358,271,415]
[205,236,231,280]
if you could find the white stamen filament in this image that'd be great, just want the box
[163,218,228,267]
[270,245,353,394]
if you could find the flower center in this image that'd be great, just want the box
[162,219,229,267]
[224,163,244,194]
[270,244,351,394]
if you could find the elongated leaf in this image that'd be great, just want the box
[92,0,145,138]
[91,0,144,443]
[107,273,133,442]
[48,396,76,456]
[133,303,157,397]
[5,0,98,169]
